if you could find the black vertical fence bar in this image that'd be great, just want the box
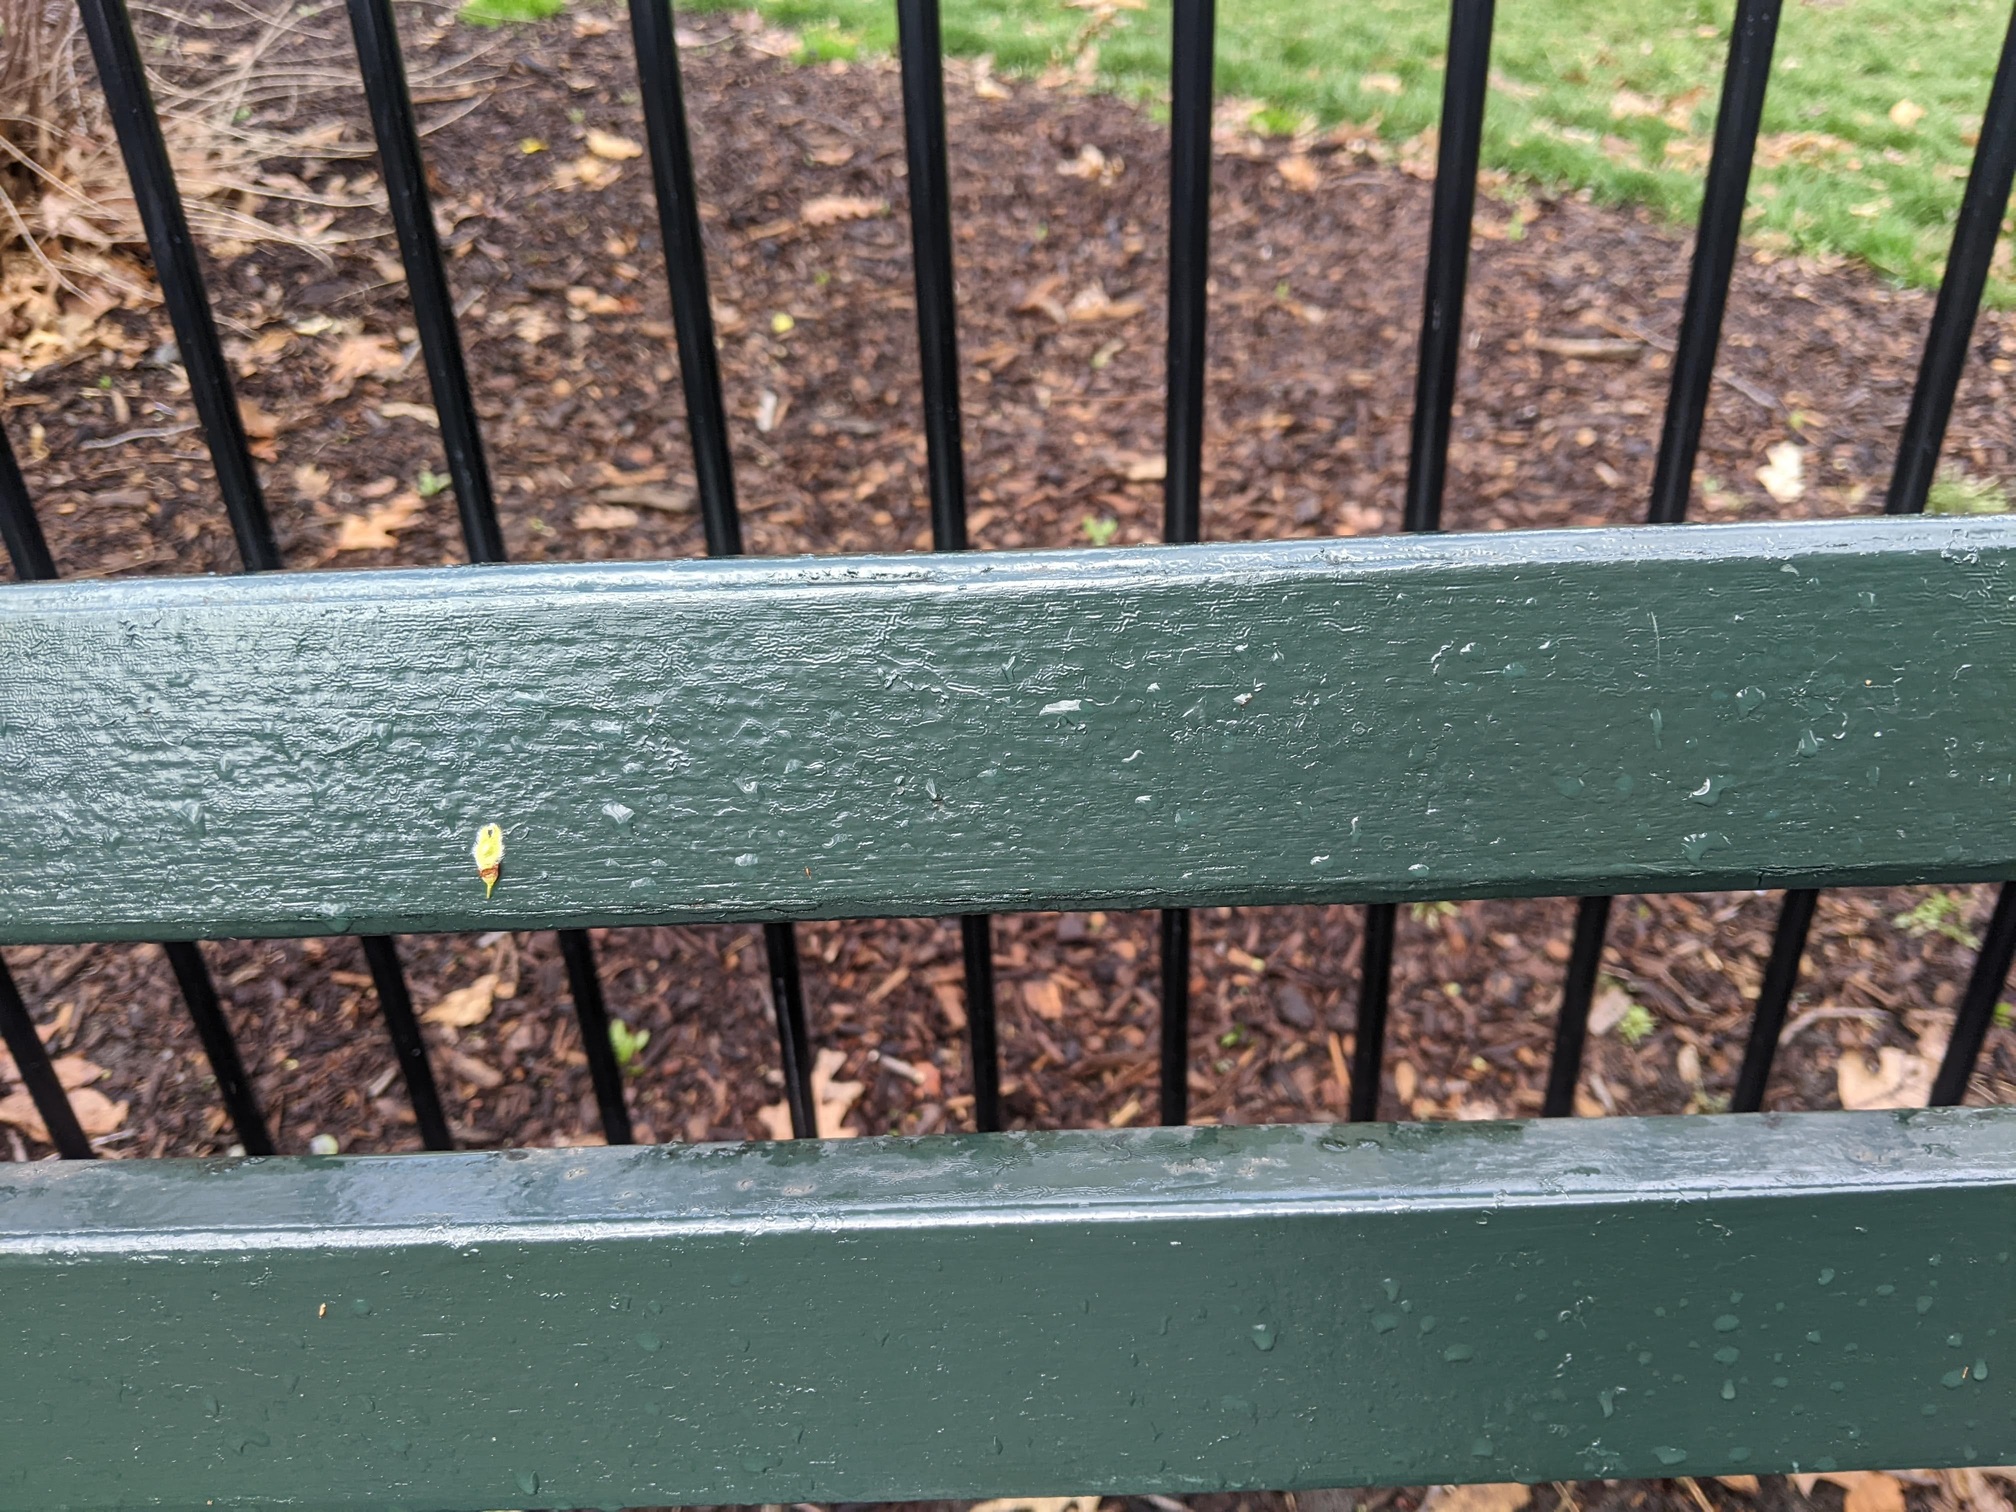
[1400,0,1495,533]
[1730,886,1816,1112]
[764,922,816,1137]
[1548,0,1782,1105]
[0,955,92,1158]
[1645,0,1783,523]
[1157,0,1213,1127]
[0,421,56,580]
[360,936,452,1149]
[6,419,274,1152]
[896,0,1000,1132]
[1888,0,2016,515]
[1349,903,1396,1121]
[347,0,631,1144]
[162,942,274,1154]
[75,0,280,572]
[627,0,741,556]
[1740,2,2016,1104]
[1930,884,2016,1107]
[629,0,817,1136]
[959,916,1002,1130]
[1352,0,1495,1122]
[558,931,633,1143]
[1542,895,1612,1117]
[343,0,504,563]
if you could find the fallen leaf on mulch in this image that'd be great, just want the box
[1275,154,1322,192]
[423,972,498,1029]
[443,1048,504,1090]
[1715,1477,1761,1496]
[573,504,640,531]
[0,1086,128,1144]
[801,194,888,227]
[585,128,643,161]
[332,491,425,552]
[596,483,692,513]
[378,400,439,427]
[970,1498,1101,1512]
[1757,440,1806,503]
[756,1046,864,1140]
[322,334,403,397]
[1837,1044,1935,1108]
[1420,1486,1531,1512]
[236,397,283,439]
[1065,282,1143,322]
[555,155,623,191]
[292,462,332,502]
[1790,1472,1905,1512]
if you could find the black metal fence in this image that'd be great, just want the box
[2,0,2014,1159]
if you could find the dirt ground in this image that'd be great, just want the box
[2,9,2013,1512]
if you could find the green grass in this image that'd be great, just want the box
[637,0,2014,302]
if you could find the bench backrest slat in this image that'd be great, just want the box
[3,516,2010,945]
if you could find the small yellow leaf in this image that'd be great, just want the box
[472,823,504,898]
[585,128,643,161]
[770,311,796,335]
[519,137,547,154]
[1889,99,1926,130]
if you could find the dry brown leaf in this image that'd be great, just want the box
[573,504,641,531]
[1122,454,1166,483]
[1792,1474,1906,1512]
[1065,282,1144,322]
[323,335,403,396]
[1589,984,1635,1035]
[801,194,889,227]
[1021,977,1066,1021]
[1715,1478,1761,1497]
[1393,1059,1419,1103]
[1838,1044,1936,1109]
[812,1046,863,1138]
[237,398,283,439]
[1610,87,1663,119]
[757,1046,865,1140]
[1421,1487,1531,1512]
[1275,154,1322,192]
[555,155,623,191]
[333,491,425,552]
[1889,99,1926,130]
[423,972,498,1029]
[51,1055,105,1090]
[970,1498,1101,1512]
[597,484,693,514]
[0,1086,128,1144]
[292,463,332,503]
[378,401,439,428]
[585,128,643,161]
[1360,71,1404,96]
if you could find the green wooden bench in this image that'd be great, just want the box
[6,0,2016,1504]
[3,522,2015,1508]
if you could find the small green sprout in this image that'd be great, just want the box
[1082,515,1119,547]
[1892,891,1981,949]
[609,1019,650,1075]
[415,468,451,498]
[1409,900,1460,923]
[1615,1002,1657,1046]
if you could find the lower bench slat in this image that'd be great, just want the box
[4,518,2016,943]
[2,1110,2011,1510]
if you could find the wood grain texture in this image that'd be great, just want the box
[1,1111,2010,1509]
[2,517,2013,943]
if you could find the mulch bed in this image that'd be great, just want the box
[3,9,2013,1511]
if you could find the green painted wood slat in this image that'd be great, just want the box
[1,516,2013,945]
[0,1111,2011,1510]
